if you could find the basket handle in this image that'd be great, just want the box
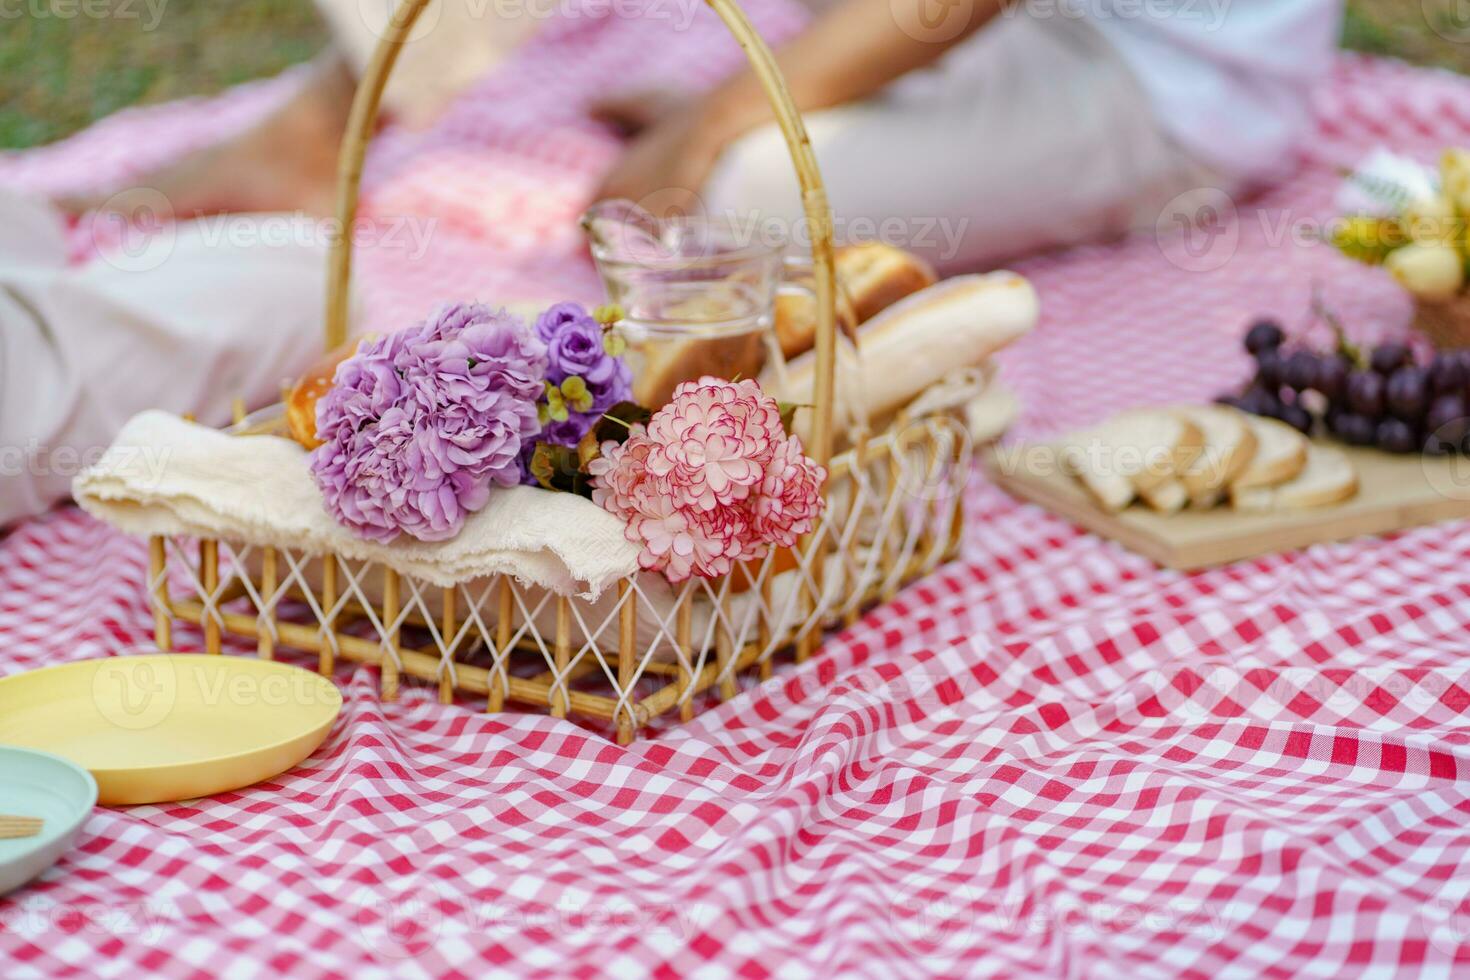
[324,0,839,467]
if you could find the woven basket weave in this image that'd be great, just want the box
[142,0,969,741]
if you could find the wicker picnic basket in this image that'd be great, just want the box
[142,0,970,742]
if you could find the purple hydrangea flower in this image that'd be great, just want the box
[310,302,548,543]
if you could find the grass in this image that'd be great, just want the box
[0,0,326,148]
[1345,0,1470,72]
[1,0,1468,149]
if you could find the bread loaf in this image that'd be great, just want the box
[284,303,560,449]
[768,272,1039,443]
[773,288,857,362]
[286,341,361,449]
[772,242,934,359]
[1048,405,1355,517]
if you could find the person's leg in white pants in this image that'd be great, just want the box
[701,15,1225,272]
[0,194,325,527]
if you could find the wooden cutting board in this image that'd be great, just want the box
[986,440,1470,570]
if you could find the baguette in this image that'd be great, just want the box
[772,288,857,360]
[772,242,935,358]
[769,272,1039,442]
[839,242,939,322]
[285,302,554,450]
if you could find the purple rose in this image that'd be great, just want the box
[534,303,633,413]
[518,303,634,484]
[309,302,548,543]
[534,302,586,340]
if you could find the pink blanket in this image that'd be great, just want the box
[5,10,1470,975]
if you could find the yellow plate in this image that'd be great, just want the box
[0,655,341,806]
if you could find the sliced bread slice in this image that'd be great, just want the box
[1231,445,1358,511]
[1138,479,1189,514]
[1229,415,1309,492]
[1060,410,1202,511]
[1173,405,1258,507]
[1111,409,1203,495]
[1060,445,1134,512]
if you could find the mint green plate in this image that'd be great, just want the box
[0,746,97,896]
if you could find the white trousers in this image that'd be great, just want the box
[0,196,325,527]
[323,2,1221,270]
[701,14,1223,271]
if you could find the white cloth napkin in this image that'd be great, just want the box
[73,411,640,599]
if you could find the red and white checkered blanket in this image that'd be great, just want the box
[6,4,1470,973]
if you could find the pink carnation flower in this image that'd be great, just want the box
[645,377,784,510]
[752,435,826,548]
[586,425,654,517]
[625,493,753,582]
[590,377,826,582]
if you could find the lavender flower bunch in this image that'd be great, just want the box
[520,302,633,483]
[309,302,548,543]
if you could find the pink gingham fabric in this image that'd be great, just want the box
[5,6,1470,973]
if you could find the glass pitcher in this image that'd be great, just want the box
[581,201,815,409]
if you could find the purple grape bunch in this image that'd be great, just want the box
[1217,317,1470,455]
